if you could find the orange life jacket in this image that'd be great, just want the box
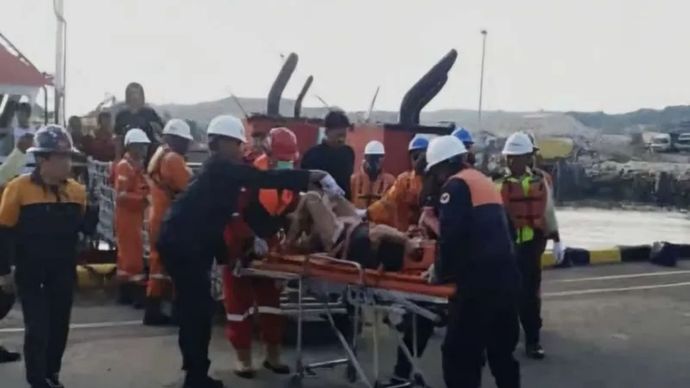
[254,154,295,216]
[500,174,547,230]
[148,146,181,199]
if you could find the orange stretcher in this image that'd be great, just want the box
[252,254,455,299]
[237,251,452,388]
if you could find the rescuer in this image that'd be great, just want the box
[350,140,395,209]
[425,135,521,388]
[367,135,428,232]
[145,119,193,326]
[497,131,561,360]
[223,127,300,378]
[0,125,97,388]
[156,114,341,388]
[113,128,150,308]
[452,127,476,166]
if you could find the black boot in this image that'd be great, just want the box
[183,375,224,388]
[143,298,172,326]
[45,374,65,388]
[0,346,20,363]
[526,343,545,360]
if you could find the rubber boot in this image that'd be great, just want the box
[263,344,290,375]
[233,348,255,379]
[143,297,172,326]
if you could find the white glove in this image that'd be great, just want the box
[0,273,15,294]
[253,237,269,257]
[355,208,367,218]
[421,264,438,284]
[319,175,345,197]
[553,241,566,265]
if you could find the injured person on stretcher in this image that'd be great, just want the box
[284,191,425,271]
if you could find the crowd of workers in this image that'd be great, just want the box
[0,81,565,388]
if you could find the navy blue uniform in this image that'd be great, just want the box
[157,156,310,385]
[435,169,521,388]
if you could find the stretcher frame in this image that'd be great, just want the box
[238,253,449,388]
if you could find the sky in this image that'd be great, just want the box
[1,0,689,116]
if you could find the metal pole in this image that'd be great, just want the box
[478,29,488,131]
[53,0,66,125]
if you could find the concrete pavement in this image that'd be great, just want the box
[3,262,690,387]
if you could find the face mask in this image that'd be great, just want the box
[275,160,294,170]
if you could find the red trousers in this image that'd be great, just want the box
[222,266,284,350]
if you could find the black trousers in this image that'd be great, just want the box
[163,253,215,382]
[442,293,520,388]
[516,237,546,345]
[392,313,436,380]
[15,260,75,386]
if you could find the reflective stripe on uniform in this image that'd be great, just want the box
[226,305,283,322]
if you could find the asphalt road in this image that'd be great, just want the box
[3,262,690,387]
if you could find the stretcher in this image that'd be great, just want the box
[237,253,455,388]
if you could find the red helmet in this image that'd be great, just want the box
[267,127,299,161]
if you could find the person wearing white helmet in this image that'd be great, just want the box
[350,140,395,209]
[425,135,521,388]
[497,131,561,360]
[142,119,195,326]
[113,128,151,314]
[156,114,342,388]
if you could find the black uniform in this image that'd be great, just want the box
[114,106,163,162]
[157,156,310,385]
[300,142,355,200]
[436,169,521,388]
[0,173,94,387]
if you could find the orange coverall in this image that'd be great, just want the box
[350,169,395,209]
[367,170,423,232]
[224,154,296,350]
[114,153,150,283]
[147,145,191,299]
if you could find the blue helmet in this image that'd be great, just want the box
[408,135,429,151]
[451,127,474,145]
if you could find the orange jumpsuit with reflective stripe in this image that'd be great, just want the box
[350,169,395,209]
[147,145,191,298]
[223,154,296,350]
[367,170,422,232]
[114,153,149,283]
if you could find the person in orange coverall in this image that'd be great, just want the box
[223,127,299,379]
[114,128,150,307]
[144,119,193,326]
[367,135,429,232]
[350,140,395,209]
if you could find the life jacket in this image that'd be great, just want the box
[254,154,295,216]
[351,170,395,209]
[148,146,183,200]
[499,173,547,233]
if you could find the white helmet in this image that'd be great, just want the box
[124,128,151,146]
[207,115,247,143]
[502,132,534,155]
[425,135,467,172]
[163,119,193,140]
[364,140,385,156]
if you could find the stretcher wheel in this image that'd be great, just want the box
[345,364,357,383]
[287,374,303,388]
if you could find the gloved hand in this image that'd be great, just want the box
[319,174,345,197]
[354,208,367,219]
[553,241,566,265]
[421,264,438,284]
[0,273,15,294]
[253,237,269,257]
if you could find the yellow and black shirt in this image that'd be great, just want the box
[0,173,87,275]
